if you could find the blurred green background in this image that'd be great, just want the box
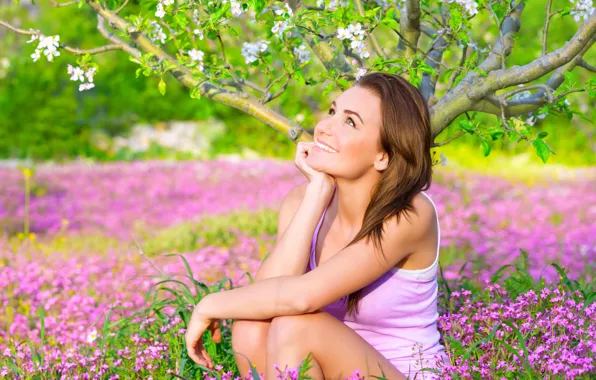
[0,0,594,169]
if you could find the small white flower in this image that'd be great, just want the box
[155,3,165,18]
[188,48,204,62]
[162,0,174,5]
[44,47,60,62]
[293,44,310,64]
[26,34,39,44]
[86,329,98,343]
[31,50,41,62]
[79,82,95,91]
[348,23,366,39]
[336,27,352,40]
[70,66,85,82]
[316,0,324,7]
[230,0,243,17]
[356,67,367,81]
[193,29,204,40]
[272,20,290,39]
[38,35,60,50]
[440,152,448,166]
[570,0,595,22]
[241,40,270,64]
[85,67,96,83]
[328,0,338,10]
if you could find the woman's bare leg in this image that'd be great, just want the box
[266,311,406,380]
[231,318,272,376]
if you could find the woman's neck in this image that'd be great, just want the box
[332,173,380,236]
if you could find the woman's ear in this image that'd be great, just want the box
[374,151,389,171]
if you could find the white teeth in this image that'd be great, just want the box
[315,141,338,153]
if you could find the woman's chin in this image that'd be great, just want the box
[305,155,329,174]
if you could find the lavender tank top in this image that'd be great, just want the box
[306,187,447,376]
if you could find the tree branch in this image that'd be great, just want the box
[48,0,78,7]
[85,0,311,142]
[479,1,524,73]
[0,19,128,55]
[430,11,596,137]
[578,59,596,72]
[287,0,353,76]
[114,0,130,14]
[354,0,386,59]
[397,0,421,58]
[541,0,553,56]
[421,7,449,103]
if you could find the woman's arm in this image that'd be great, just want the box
[196,203,434,320]
[255,179,334,280]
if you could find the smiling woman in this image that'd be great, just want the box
[185,72,447,379]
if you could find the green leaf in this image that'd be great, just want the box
[537,131,548,139]
[158,78,166,96]
[38,305,45,346]
[481,140,491,156]
[532,139,551,163]
[459,119,475,133]
[381,18,399,31]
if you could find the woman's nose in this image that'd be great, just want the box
[316,119,334,136]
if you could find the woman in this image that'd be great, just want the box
[185,72,447,379]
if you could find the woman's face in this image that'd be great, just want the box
[306,85,385,180]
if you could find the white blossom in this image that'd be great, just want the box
[336,23,369,59]
[38,35,60,50]
[26,35,39,44]
[44,46,60,62]
[69,66,85,82]
[356,67,367,81]
[162,0,174,5]
[336,27,352,40]
[79,82,95,91]
[241,40,270,64]
[570,0,595,22]
[316,0,324,7]
[328,0,338,10]
[155,3,165,18]
[86,329,98,343]
[273,2,293,17]
[85,67,96,83]
[188,48,204,62]
[294,44,310,64]
[348,23,365,38]
[443,0,479,17]
[31,50,41,62]
[148,22,167,45]
[193,29,204,40]
[440,153,448,166]
[272,20,291,39]
[188,49,204,71]
[223,0,244,17]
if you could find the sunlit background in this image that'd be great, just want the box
[0,0,595,378]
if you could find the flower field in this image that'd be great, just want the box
[0,159,595,379]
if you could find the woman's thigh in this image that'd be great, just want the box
[267,311,406,380]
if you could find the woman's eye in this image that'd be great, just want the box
[347,118,355,127]
[328,108,335,115]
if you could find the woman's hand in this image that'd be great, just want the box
[184,303,222,369]
[295,142,336,192]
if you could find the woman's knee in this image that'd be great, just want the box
[268,314,311,346]
[231,319,271,353]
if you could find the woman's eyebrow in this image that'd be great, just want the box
[331,101,364,125]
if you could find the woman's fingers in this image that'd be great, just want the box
[211,321,222,344]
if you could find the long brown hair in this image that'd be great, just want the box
[342,72,434,317]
